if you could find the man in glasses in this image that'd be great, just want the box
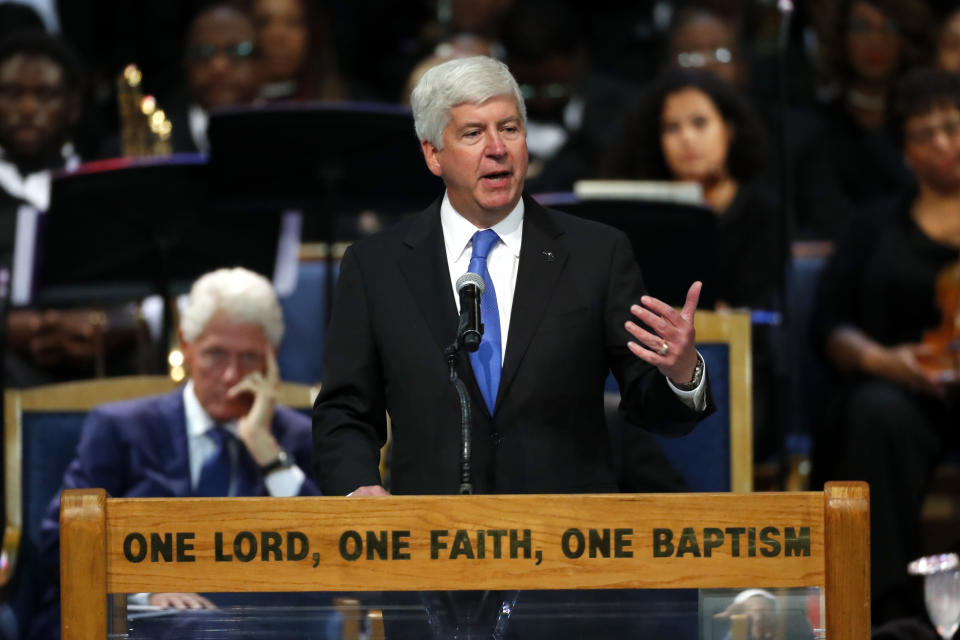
[30,267,319,639]
[173,2,261,152]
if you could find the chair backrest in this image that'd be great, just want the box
[663,310,752,492]
[0,375,313,638]
[1,376,177,638]
[606,310,753,493]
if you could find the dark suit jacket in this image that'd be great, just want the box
[313,195,713,496]
[41,388,317,510]
[30,388,318,639]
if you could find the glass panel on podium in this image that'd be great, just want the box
[105,587,822,639]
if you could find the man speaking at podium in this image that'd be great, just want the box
[313,56,712,498]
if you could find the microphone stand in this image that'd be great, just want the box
[428,328,518,640]
[444,342,473,495]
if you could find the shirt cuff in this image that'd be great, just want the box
[666,351,708,412]
[263,464,306,497]
[128,592,151,606]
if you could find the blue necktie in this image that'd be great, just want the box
[468,229,502,414]
[196,425,232,497]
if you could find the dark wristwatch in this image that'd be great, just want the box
[672,353,705,391]
[259,449,293,475]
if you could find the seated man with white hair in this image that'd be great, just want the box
[30,267,319,639]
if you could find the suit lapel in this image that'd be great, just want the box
[497,198,567,408]
[162,389,194,497]
[397,200,490,415]
[397,201,460,354]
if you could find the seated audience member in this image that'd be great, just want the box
[662,5,844,245]
[602,69,782,461]
[0,32,81,216]
[603,69,779,312]
[0,32,143,385]
[249,0,347,102]
[29,267,319,639]
[803,0,933,237]
[666,6,748,90]
[811,68,960,626]
[936,7,960,75]
[498,0,637,192]
[402,33,498,105]
[166,2,261,153]
[415,0,511,58]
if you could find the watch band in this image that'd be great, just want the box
[259,449,292,475]
[672,353,704,391]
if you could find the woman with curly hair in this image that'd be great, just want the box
[603,69,783,462]
[603,69,779,311]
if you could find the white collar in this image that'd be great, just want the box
[0,143,80,210]
[439,192,524,265]
[183,380,236,437]
[188,104,210,154]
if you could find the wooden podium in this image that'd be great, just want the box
[59,482,869,638]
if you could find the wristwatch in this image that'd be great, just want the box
[672,353,705,391]
[259,449,293,475]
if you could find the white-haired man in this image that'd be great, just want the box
[31,267,318,639]
[314,56,713,498]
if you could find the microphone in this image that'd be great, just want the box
[456,272,484,352]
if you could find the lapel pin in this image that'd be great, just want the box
[542,250,556,262]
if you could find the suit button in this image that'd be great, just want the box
[490,431,503,446]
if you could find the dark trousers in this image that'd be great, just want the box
[835,379,958,624]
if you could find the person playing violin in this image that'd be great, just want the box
[812,67,960,626]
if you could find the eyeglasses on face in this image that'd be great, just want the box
[0,84,65,103]
[185,41,255,62]
[905,119,960,146]
[848,16,899,35]
[196,347,265,371]
[676,47,734,69]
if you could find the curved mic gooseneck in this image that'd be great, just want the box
[447,271,486,495]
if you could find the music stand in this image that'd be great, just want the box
[207,101,441,240]
[24,155,292,368]
[534,193,718,309]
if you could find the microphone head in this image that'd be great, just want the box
[456,272,485,296]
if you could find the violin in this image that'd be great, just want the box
[919,258,960,382]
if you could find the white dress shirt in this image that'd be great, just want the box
[438,192,707,409]
[187,104,210,154]
[183,380,304,496]
[441,192,523,361]
[0,143,80,211]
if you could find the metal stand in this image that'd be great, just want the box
[445,343,473,495]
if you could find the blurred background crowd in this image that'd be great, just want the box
[3,0,960,631]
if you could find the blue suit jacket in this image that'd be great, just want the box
[30,388,318,639]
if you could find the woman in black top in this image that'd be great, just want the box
[812,68,960,626]
[603,69,784,461]
[603,69,781,311]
